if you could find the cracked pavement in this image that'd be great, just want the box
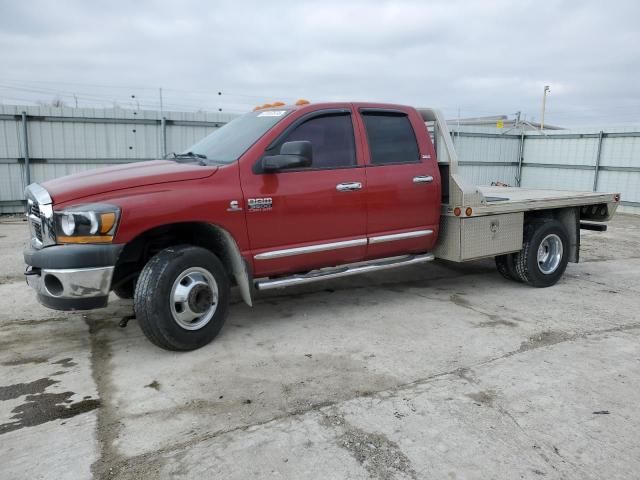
[1,214,639,479]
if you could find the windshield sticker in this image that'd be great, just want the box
[257,110,287,117]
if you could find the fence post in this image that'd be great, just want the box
[21,111,31,187]
[160,116,167,157]
[516,132,525,186]
[593,130,604,192]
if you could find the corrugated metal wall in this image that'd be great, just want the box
[451,126,640,214]
[1,105,639,214]
[0,105,235,213]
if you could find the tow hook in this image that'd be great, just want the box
[119,314,136,328]
[24,266,41,285]
[24,266,41,276]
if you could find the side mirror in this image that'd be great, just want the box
[262,141,312,172]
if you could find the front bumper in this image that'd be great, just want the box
[24,244,123,311]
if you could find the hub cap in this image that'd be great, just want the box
[537,234,563,274]
[170,267,218,330]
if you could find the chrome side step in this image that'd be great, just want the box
[255,253,435,291]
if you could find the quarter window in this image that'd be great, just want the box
[361,112,419,165]
[280,113,356,169]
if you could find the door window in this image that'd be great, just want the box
[281,113,356,169]
[361,112,419,165]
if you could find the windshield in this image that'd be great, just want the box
[182,109,292,164]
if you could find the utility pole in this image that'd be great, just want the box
[540,85,550,130]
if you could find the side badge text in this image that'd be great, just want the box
[247,198,273,211]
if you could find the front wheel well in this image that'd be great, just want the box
[112,222,253,305]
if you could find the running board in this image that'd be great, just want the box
[255,253,435,291]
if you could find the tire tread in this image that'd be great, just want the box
[134,245,229,351]
[514,218,569,287]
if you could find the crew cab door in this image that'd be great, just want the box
[240,107,367,278]
[356,107,441,259]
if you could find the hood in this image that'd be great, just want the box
[42,160,218,204]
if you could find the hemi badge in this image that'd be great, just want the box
[421,154,431,159]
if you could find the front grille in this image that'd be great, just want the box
[33,222,43,242]
[30,203,41,217]
[25,184,54,248]
[27,200,45,245]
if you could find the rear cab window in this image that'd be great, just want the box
[360,111,420,165]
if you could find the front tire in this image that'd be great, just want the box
[514,219,570,288]
[113,278,136,299]
[134,245,230,351]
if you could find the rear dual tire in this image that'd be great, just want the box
[495,253,521,283]
[496,218,570,288]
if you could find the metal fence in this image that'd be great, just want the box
[451,125,640,214]
[1,105,639,214]
[0,105,235,213]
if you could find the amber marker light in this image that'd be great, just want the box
[100,212,117,234]
[57,235,114,244]
[465,207,473,216]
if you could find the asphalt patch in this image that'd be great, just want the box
[0,377,58,401]
[0,391,100,435]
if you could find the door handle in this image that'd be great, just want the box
[336,182,363,192]
[413,175,434,184]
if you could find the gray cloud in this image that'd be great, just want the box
[0,0,638,126]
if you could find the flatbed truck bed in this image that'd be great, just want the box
[459,186,618,217]
[418,108,619,263]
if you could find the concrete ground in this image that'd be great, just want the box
[1,215,639,480]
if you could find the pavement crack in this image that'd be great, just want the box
[320,409,418,480]
[84,317,131,480]
[449,293,519,326]
[566,272,640,295]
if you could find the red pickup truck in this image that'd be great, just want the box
[23,102,620,350]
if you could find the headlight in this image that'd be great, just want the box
[53,204,120,244]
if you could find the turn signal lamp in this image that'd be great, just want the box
[253,101,287,111]
[453,207,461,216]
[465,207,473,216]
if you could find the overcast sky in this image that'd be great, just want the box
[0,0,638,126]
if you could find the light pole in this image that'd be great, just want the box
[540,85,550,130]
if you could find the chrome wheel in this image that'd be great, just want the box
[170,267,218,330]
[537,234,563,274]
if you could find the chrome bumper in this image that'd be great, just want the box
[26,266,114,310]
[27,266,114,298]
